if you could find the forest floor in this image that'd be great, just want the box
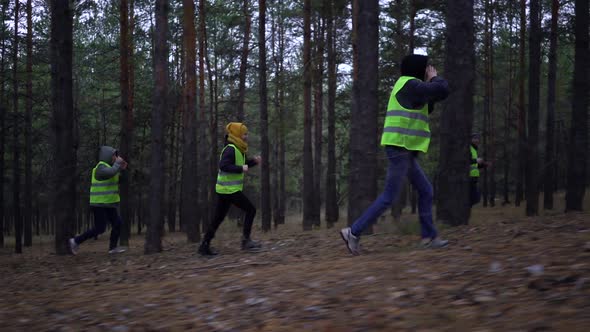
[2,200,590,331]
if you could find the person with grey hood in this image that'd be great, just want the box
[69,146,128,255]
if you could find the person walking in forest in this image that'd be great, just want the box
[69,146,128,255]
[340,54,450,255]
[469,133,490,206]
[198,122,262,256]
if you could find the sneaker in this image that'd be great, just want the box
[108,247,126,254]
[241,238,262,251]
[198,242,218,256]
[69,238,79,255]
[429,238,449,248]
[421,237,449,249]
[419,238,432,248]
[340,227,360,255]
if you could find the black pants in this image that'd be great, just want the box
[204,191,256,242]
[75,207,121,250]
[470,178,481,206]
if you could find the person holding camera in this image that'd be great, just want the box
[340,54,450,255]
[69,146,128,255]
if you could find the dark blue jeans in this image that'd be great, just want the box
[350,146,437,239]
[75,207,122,250]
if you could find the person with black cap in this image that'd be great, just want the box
[469,133,490,206]
[340,54,450,255]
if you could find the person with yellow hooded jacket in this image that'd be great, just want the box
[199,122,262,256]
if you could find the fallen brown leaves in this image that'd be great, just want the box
[1,210,589,331]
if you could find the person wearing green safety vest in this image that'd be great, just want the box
[470,133,490,206]
[340,54,450,255]
[69,146,128,255]
[199,122,262,256]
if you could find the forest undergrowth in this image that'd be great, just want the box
[1,199,590,331]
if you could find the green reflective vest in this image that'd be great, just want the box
[216,144,245,194]
[380,76,431,152]
[470,145,480,177]
[89,161,120,204]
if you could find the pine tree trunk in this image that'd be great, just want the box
[488,1,496,208]
[503,3,514,206]
[24,0,33,247]
[237,0,251,122]
[181,0,200,242]
[204,12,218,231]
[482,0,490,208]
[565,0,589,211]
[50,0,76,255]
[408,0,416,53]
[145,0,169,254]
[198,0,209,235]
[325,0,339,227]
[526,0,541,216]
[277,5,286,226]
[312,12,325,228]
[271,3,282,228]
[302,0,314,230]
[544,0,559,210]
[437,0,475,226]
[515,0,526,207]
[347,0,378,233]
[167,109,179,232]
[13,0,22,253]
[258,0,271,232]
[0,1,6,248]
[119,0,132,245]
[128,0,136,232]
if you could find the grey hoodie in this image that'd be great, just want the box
[92,146,123,207]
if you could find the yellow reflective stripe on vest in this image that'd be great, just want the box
[385,110,429,122]
[381,76,431,152]
[90,161,120,204]
[470,146,480,177]
[216,144,245,194]
[382,127,430,137]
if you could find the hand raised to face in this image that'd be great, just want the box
[425,65,437,82]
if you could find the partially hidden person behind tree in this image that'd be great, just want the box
[469,133,490,206]
[198,122,262,256]
[340,54,450,255]
[69,146,128,255]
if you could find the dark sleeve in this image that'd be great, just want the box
[219,146,243,173]
[408,76,450,105]
[95,161,122,181]
[246,158,258,168]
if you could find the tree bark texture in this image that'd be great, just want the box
[565,0,589,211]
[347,0,379,232]
[437,0,475,226]
[50,0,76,255]
[145,0,169,254]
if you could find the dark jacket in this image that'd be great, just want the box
[219,144,258,174]
[397,54,450,114]
[471,144,487,169]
